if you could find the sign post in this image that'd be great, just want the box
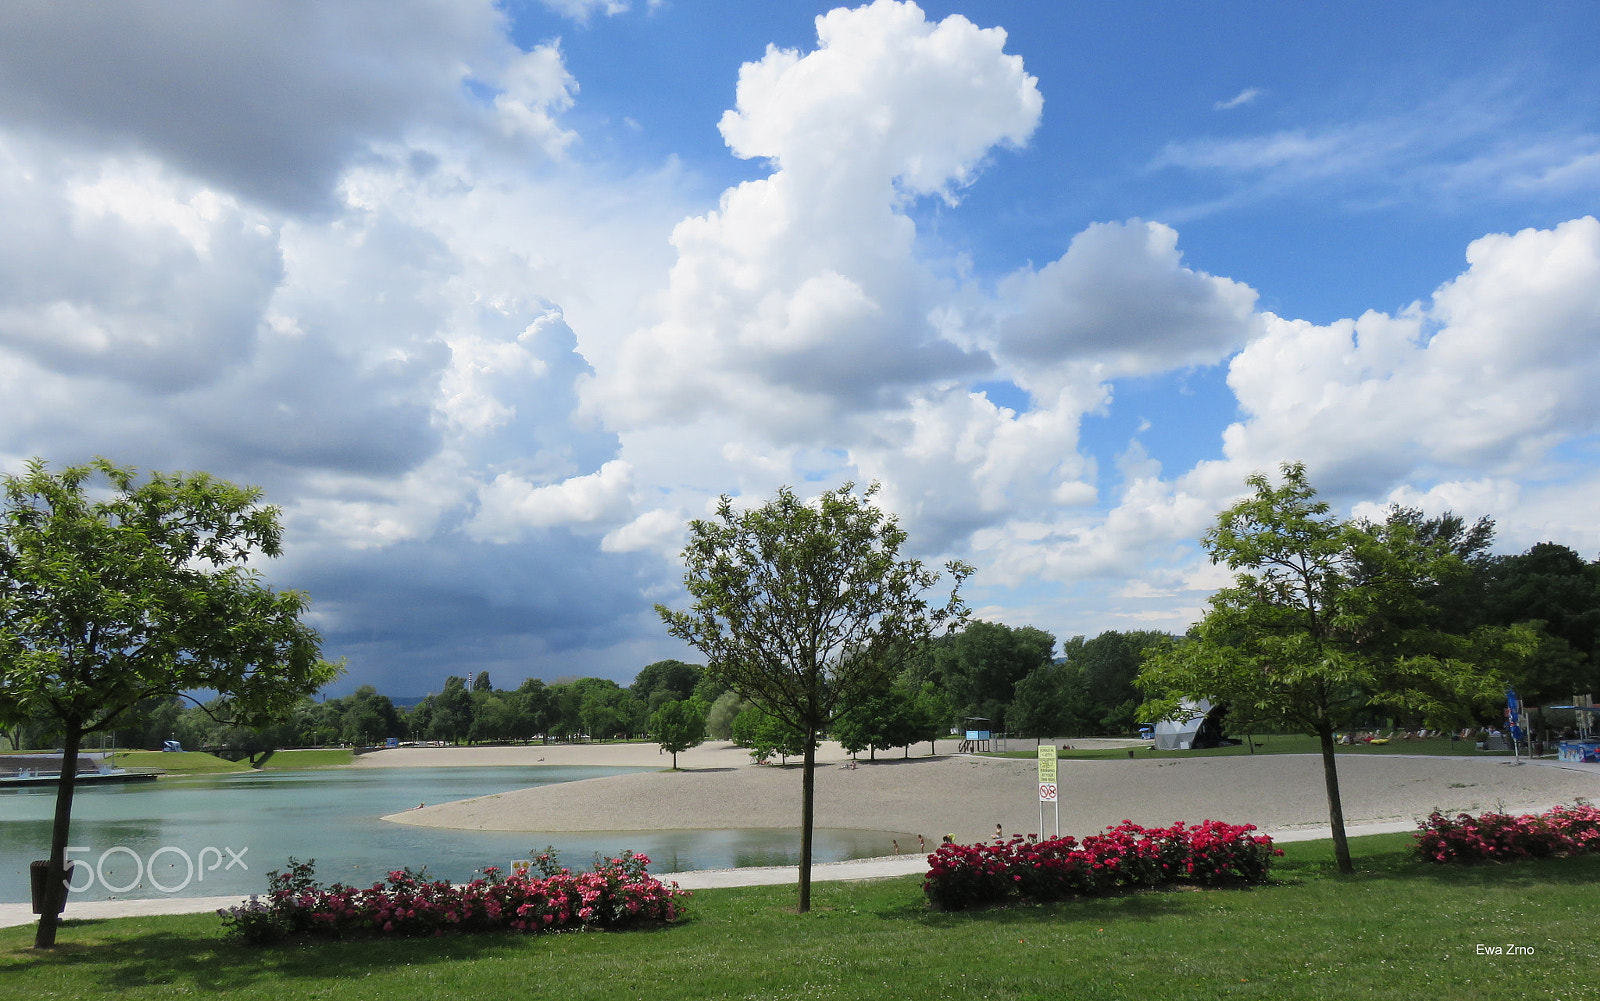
[1037,744,1059,838]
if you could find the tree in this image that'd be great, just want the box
[0,458,339,948]
[426,676,472,744]
[650,697,708,768]
[908,681,954,753]
[730,703,811,762]
[923,621,1054,730]
[704,689,746,740]
[631,659,704,711]
[658,482,970,912]
[1137,463,1529,874]
[1073,630,1171,733]
[341,685,401,745]
[1008,661,1097,738]
[834,682,926,759]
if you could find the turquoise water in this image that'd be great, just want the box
[0,766,910,904]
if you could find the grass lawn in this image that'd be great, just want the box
[1,833,1590,1001]
[105,748,355,774]
[109,750,253,774]
[992,733,1513,762]
[255,748,354,769]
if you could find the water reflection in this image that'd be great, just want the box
[1,766,912,903]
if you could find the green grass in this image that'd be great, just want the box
[255,748,354,769]
[106,748,354,773]
[3,833,1591,1000]
[993,733,1510,762]
[110,751,253,774]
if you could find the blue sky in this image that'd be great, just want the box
[0,1,1596,696]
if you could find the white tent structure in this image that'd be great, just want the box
[1153,699,1214,750]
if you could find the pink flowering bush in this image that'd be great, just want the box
[219,850,689,945]
[1414,802,1600,864]
[924,820,1281,911]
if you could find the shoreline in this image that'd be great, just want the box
[367,742,1600,847]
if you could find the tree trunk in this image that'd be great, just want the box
[797,731,816,913]
[35,723,82,949]
[1316,723,1353,874]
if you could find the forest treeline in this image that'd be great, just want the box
[7,536,1594,757]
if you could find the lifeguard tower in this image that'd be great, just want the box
[959,717,992,753]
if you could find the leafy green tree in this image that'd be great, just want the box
[924,621,1055,731]
[472,671,493,692]
[1137,462,1531,874]
[1072,630,1171,733]
[1482,543,1600,699]
[341,685,401,745]
[908,681,955,753]
[1008,661,1099,738]
[832,691,895,759]
[512,678,554,742]
[658,482,970,912]
[650,697,708,768]
[704,689,746,740]
[730,703,811,762]
[0,458,338,947]
[427,676,472,744]
[834,683,926,759]
[631,659,704,712]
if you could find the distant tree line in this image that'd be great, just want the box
[2,659,727,756]
[6,525,1590,757]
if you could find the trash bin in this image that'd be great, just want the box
[29,860,72,915]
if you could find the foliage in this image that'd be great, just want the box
[1414,802,1600,864]
[703,689,746,740]
[917,620,1054,731]
[1006,660,1094,738]
[1136,462,1531,873]
[219,852,688,945]
[649,697,708,767]
[658,482,970,911]
[923,820,1281,910]
[0,458,339,947]
[630,660,705,712]
[729,703,811,762]
[832,685,926,759]
[1067,630,1172,733]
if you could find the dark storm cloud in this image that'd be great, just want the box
[0,1,505,211]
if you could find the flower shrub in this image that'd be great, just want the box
[1414,801,1600,864]
[923,820,1280,911]
[219,850,689,945]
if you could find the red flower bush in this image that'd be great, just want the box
[219,850,689,944]
[1414,802,1600,864]
[924,820,1280,910]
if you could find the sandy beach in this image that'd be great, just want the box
[370,741,1600,845]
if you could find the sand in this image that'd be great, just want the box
[370,742,1600,845]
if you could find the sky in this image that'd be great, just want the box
[1,1,1597,697]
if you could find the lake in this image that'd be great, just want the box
[0,765,910,904]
